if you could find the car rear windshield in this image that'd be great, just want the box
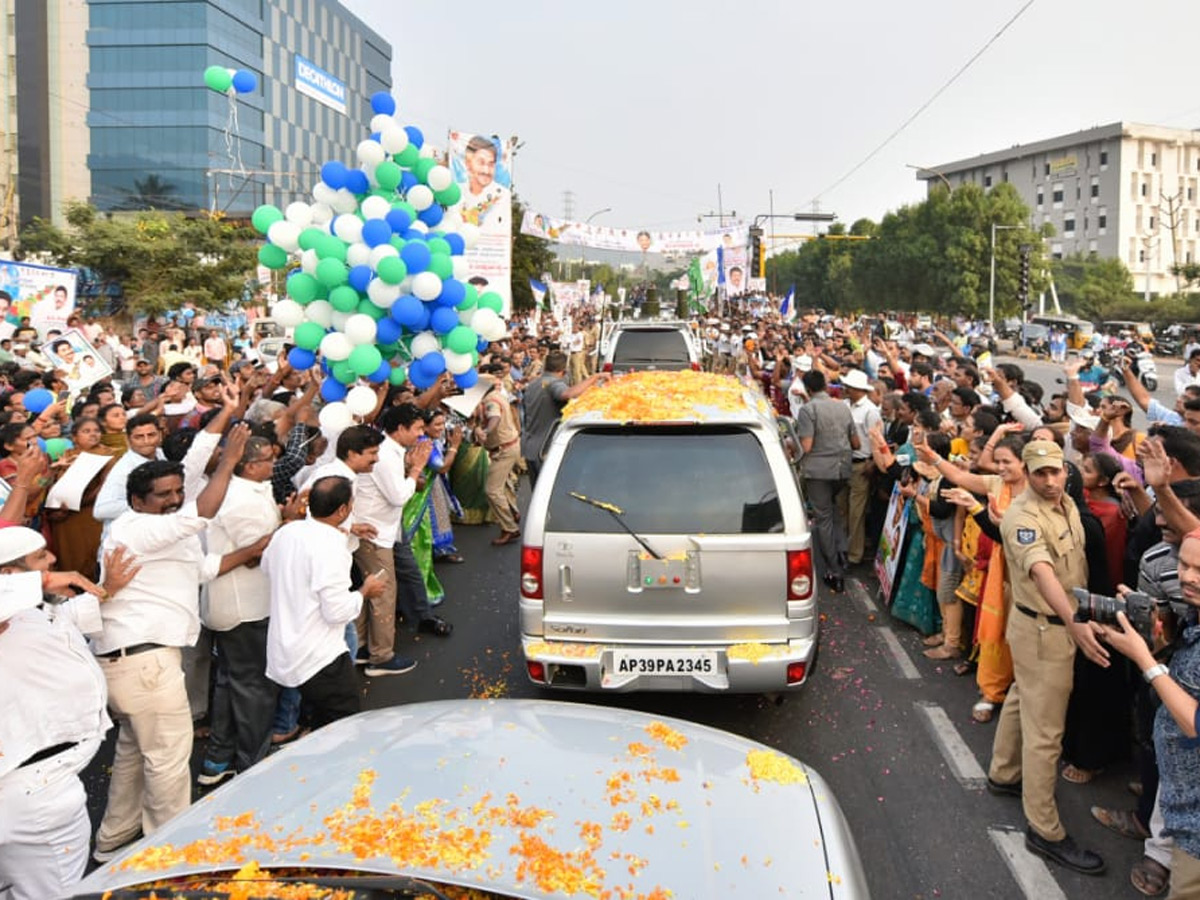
[611,329,690,366]
[546,426,782,534]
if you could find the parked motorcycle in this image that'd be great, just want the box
[1130,346,1158,392]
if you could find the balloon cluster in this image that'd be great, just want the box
[250,92,508,430]
[204,65,257,95]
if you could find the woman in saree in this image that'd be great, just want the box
[451,404,492,525]
[45,417,120,579]
[888,431,951,637]
[424,409,466,564]
[401,412,446,608]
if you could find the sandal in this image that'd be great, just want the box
[924,644,963,660]
[1061,763,1101,784]
[972,700,996,723]
[1131,856,1170,897]
[1090,806,1150,841]
[922,633,945,647]
[953,660,973,677]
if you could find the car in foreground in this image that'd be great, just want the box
[73,699,868,899]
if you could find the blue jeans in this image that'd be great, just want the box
[272,688,301,737]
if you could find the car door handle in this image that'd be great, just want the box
[559,564,573,601]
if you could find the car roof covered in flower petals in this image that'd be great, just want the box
[562,371,776,428]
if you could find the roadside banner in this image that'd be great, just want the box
[447,130,513,315]
[0,259,78,338]
[521,209,747,254]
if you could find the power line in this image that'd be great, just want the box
[807,0,1038,207]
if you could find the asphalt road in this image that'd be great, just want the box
[79,357,1186,898]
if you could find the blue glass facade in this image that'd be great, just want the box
[86,0,391,215]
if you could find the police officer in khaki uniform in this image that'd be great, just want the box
[987,440,1109,875]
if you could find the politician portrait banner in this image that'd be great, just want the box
[521,209,748,255]
[448,130,513,315]
[0,259,78,339]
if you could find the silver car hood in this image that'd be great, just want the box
[79,699,868,899]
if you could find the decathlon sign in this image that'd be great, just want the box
[294,54,346,114]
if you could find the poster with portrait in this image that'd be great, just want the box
[448,130,513,316]
[874,481,912,603]
[520,210,748,255]
[0,259,78,339]
[42,328,114,395]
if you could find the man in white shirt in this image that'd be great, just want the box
[0,531,136,900]
[263,475,387,726]
[92,413,167,541]
[91,426,247,862]
[1176,349,1200,397]
[842,368,883,565]
[196,437,285,787]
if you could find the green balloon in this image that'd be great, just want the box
[298,227,326,251]
[470,350,480,367]
[356,298,386,320]
[395,145,420,168]
[315,257,348,288]
[427,237,451,256]
[429,253,454,280]
[204,65,233,94]
[378,342,399,359]
[332,360,357,384]
[375,161,402,191]
[457,283,479,310]
[445,325,477,355]
[293,321,325,351]
[314,234,348,262]
[388,365,408,386]
[478,291,503,313]
[287,273,320,304]
[413,158,437,183]
[389,235,406,251]
[376,256,407,285]
[258,244,289,269]
[348,344,383,377]
[44,437,71,461]
[433,183,461,207]
[251,204,283,234]
[329,285,360,313]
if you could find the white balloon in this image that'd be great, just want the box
[458,223,481,249]
[346,385,377,417]
[285,201,313,227]
[312,182,336,206]
[305,299,334,328]
[406,185,434,211]
[407,220,428,234]
[320,331,353,361]
[368,244,398,267]
[440,210,464,232]
[367,279,401,309]
[344,313,378,345]
[418,144,435,159]
[398,276,414,295]
[444,349,473,375]
[451,257,470,280]
[411,331,440,358]
[472,308,499,333]
[357,139,386,168]
[299,248,319,275]
[427,165,452,192]
[267,220,301,252]
[370,113,395,134]
[330,311,351,332]
[362,162,378,187]
[360,195,391,220]
[345,241,372,268]
[319,401,354,431]
[457,308,476,327]
[271,299,304,328]
[412,271,442,301]
[310,202,334,226]
[332,188,359,214]
[482,317,508,342]
[332,215,363,244]
[380,124,409,154]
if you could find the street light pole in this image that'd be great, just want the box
[906,163,953,194]
[988,223,1023,328]
[579,206,611,278]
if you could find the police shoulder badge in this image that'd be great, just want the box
[1016,528,1037,545]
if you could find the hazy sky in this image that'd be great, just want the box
[341,0,1200,236]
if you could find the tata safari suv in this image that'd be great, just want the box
[518,371,817,693]
[600,320,701,373]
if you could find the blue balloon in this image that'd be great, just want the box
[287,347,316,370]
[36,437,47,452]
[361,218,392,247]
[429,306,458,334]
[412,303,431,333]
[320,357,333,375]
[454,368,479,389]
[321,161,348,190]
[320,378,348,402]
[390,295,425,327]
[417,203,444,227]
[375,317,401,344]
[345,169,370,194]
[419,351,447,377]
[182,308,195,319]
[436,278,466,308]
[348,264,373,293]
[477,336,490,353]
[23,388,53,415]
[231,69,257,93]
[408,364,436,391]
[370,91,396,115]
[402,227,427,242]
[370,132,381,142]
[385,208,412,233]
[368,360,392,383]
[444,233,466,255]
[399,171,419,193]
[404,125,424,149]
[400,241,431,274]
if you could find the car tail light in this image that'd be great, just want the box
[527,660,547,682]
[602,362,613,373]
[520,546,544,599]
[787,662,807,684]
[787,549,813,601]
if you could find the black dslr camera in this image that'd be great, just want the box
[1072,587,1187,648]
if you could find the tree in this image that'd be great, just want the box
[121,174,182,211]
[509,194,555,312]
[1050,253,1137,320]
[18,202,258,315]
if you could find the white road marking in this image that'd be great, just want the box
[989,827,1068,900]
[846,576,879,614]
[914,701,987,788]
[876,627,921,679]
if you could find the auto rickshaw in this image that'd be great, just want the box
[1102,320,1155,351]
[1030,314,1095,350]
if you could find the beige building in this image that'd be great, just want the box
[922,122,1200,297]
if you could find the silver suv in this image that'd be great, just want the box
[600,320,701,373]
[519,374,817,693]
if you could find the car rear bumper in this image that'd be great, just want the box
[520,634,817,693]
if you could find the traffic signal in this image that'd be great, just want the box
[749,225,764,278]
[1018,244,1032,307]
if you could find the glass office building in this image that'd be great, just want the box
[86,0,391,215]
